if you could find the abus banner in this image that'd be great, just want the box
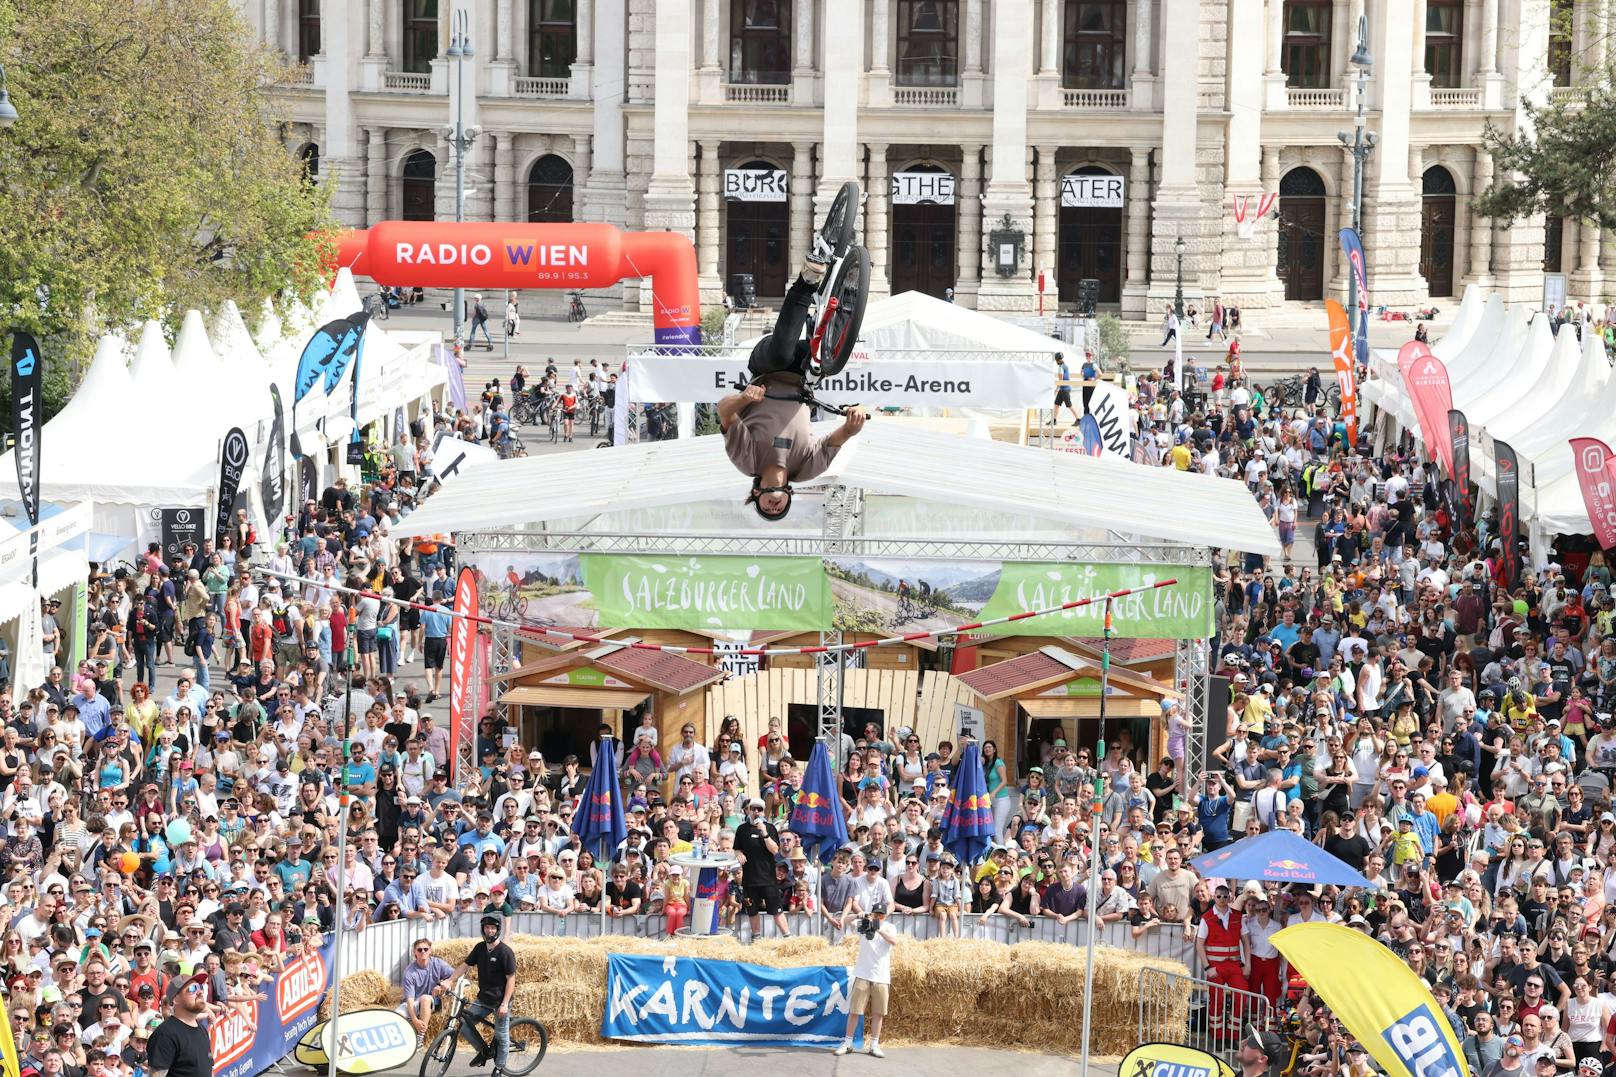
[602,953,853,1047]
[625,353,1051,409]
[448,567,479,782]
[211,938,333,1077]
[468,554,1212,638]
[1571,437,1616,549]
[215,427,249,548]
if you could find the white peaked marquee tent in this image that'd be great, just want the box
[0,269,450,557]
[1361,281,1616,547]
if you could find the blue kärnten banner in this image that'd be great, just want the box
[209,939,334,1077]
[601,954,855,1047]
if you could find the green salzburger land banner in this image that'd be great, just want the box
[466,553,1211,639]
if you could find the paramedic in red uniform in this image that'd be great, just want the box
[1196,882,1250,1041]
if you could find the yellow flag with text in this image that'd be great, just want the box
[0,997,19,1077]
[1272,922,1465,1077]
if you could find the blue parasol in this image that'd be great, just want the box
[940,742,996,865]
[571,735,627,864]
[790,741,850,863]
[1189,827,1376,889]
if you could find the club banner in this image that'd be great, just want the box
[470,554,1214,638]
[1325,300,1358,446]
[261,386,287,523]
[1397,341,1453,475]
[210,937,334,1077]
[427,431,499,489]
[448,567,479,783]
[602,953,852,1047]
[1448,410,1472,531]
[625,352,1053,410]
[1495,437,1521,591]
[1570,437,1616,549]
[215,427,249,548]
[1339,227,1369,370]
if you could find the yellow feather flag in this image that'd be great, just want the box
[1271,922,1466,1077]
[0,994,20,1077]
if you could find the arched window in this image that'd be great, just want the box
[1549,0,1573,86]
[529,0,577,79]
[403,0,439,74]
[1278,167,1327,301]
[1420,167,1457,297]
[1544,215,1565,273]
[402,150,437,221]
[1062,1,1126,90]
[297,0,321,62]
[527,155,574,223]
[1425,0,1463,88]
[730,0,792,85]
[896,1,959,86]
[297,143,320,186]
[1282,0,1332,89]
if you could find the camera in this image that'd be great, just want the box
[853,916,878,940]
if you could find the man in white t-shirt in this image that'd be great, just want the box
[832,901,899,1058]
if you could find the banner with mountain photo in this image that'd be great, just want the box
[463,555,1212,638]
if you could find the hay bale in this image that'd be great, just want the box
[406,932,1189,1056]
[319,969,390,1018]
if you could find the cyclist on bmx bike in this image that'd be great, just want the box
[717,182,872,521]
[445,915,517,1070]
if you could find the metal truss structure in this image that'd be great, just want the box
[462,482,1217,765]
[1176,635,1212,792]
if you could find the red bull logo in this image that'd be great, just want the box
[696,868,726,902]
[798,791,828,808]
[277,950,327,1021]
[211,1000,258,1069]
[1266,858,1316,879]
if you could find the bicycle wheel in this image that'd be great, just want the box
[420,1028,458,1077]
[818,181,859,258]
[813,245,870,379]
[511,400,535,426]
[501,1019,549,1076]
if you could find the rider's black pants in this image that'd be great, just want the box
[747,275,817,378]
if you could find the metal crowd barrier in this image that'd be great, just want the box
[1137,966,1276,1067]
[337,910,1204,986]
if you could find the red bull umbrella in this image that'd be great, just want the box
[1189,828,1377,888]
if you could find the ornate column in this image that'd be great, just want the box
[697,141,722,297]
[963,0,987,108]
[1479,0,1502,106]
[265,0,280,54]
[1264,0,1287,109]
[366,0,385,57]
[789,143,815,274]
[792,0,815,104]
[701,0,720,68]
[1467,150,1495,286]
[572,135,592,209]
[1041,0,1061,75]
[957,144,985,297]
[1411,0,1432,108]
[1033,146,1060,291]
[494,132,516,222]
[366,127,388,225]
[643,0,697,239]
[977,0,1037,309]
[866,143,891,297]
[1132,0,1157,109]
[576,0,594,66]
[495,0,513,60]
[1125,149,1152,289]
[817,0,863,218]
[869,0,892,105]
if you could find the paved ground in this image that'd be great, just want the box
[355,1045,1114,1077]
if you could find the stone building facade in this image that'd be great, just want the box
[243,0,1613,315]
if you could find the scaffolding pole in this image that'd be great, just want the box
[1178,635,1212,793]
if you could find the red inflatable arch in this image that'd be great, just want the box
[335,222,701,345]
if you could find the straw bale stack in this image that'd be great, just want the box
[414,932,1186,1056]
[320,969,390,1019]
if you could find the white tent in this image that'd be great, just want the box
[852,290,1079,363]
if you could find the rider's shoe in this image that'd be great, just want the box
[809,230,836,268]
[469,1050,490,1067]
[801,257,829,287]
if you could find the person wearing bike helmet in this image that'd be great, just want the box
[1502,676,1538,734]
[718,197,870,520]
[446,915,515,1069]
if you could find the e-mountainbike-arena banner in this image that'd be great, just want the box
[209,938,333,1077]
[624,352,1053,409]
[468,554,1213,638]
[601,953,853,1047]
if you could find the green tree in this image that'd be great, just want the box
[1476,83,1616,231]
[0,0,334,421]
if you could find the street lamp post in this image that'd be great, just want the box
[1173,236,1186,320]
[445,11,478,348]
[0,64,20,127]
[1337,16,1376,346]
